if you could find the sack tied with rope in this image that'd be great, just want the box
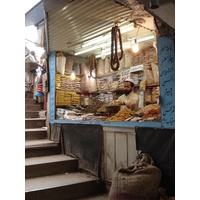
[108,153,162,200]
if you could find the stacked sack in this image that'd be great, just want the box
[55,90,72,106]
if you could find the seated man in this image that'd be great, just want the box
[112,78,139,111]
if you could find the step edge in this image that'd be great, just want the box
[25,128,47,132]
[25,111,40,113]
[25,118,46,120]
[25,142,59,149]
[25,179,97,193]
[25,158,77,166]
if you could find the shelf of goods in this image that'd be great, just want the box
[55,73,81,106]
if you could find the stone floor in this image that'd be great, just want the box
[76,193,108,200]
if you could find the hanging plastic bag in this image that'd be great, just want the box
[144,65,154,85]
[56,56,66,74]
[151,63,159,84]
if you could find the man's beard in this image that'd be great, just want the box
[124,89,132,96]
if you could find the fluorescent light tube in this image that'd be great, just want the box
[75,43,109,55]
[82,35,111,48]
[81,25,134,48]
[137,34,154,42]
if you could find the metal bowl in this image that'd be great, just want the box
[106,105,121,113]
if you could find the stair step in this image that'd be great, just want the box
[25,172,99,200]
[25,139,61,158]
[25,155,78,178]
[25,99,37,104]
[25,91,33,99]
[25,104,41,111]
[25,118,46,128]
[25,111,40,118]
[25,128,47,140]
[25,139,58,148]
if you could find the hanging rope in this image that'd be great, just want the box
[111,25,124,71]
[88,54,97,79]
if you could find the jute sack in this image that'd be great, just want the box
[108,153,162,200]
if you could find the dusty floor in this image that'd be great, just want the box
[76,193,108,200]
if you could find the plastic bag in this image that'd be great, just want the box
[96,59,104,75]
[65,55,73,74]
[144,65,154,85]
[104,58,110,74]
[56,56,66,74]
[139,79,146,91]
[151,63,159,84]
[80,62,89,75]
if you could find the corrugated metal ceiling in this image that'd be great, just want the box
[25,1,44,26]
[47,0,156,58]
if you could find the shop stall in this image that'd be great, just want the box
[42,0,175,196]
[50,46,161,124]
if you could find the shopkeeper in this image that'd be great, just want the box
[112,78,139,111]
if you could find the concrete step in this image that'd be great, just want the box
[25,111,40,118]
[25,91,33,99]
[25,155,78,178]
[25,104,41,111]
[25,128,47,140]
[25,172,99,200]
[76,193,108,200]
[25,139,61,158]
[25,118,46,128]
[25,99,37,105]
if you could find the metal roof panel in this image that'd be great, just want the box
[25,1,44,26]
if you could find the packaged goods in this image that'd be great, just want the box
[56,55,66,74]
[80,94,84,106]
[80,62,89,75]
[138,91,144,109]
[80,74,90,92]
[119,55,125,70]
[82,97,104,113]
[145,87,152,102]
[139,79,146,91]
[65,55,73,74]
[96,59,104,75]
[152,86,160,102]
[144,65,154,85]
[84,94,89,105]
[89,94,93,105]
[151,62,159,84]
[124,50,134,69]
[104,57,111,73]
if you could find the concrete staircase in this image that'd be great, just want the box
[25,91,107,200]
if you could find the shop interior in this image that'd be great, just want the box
[49,0,162,123]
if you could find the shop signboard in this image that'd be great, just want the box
[120,69,130,82]
[130,64,143,72]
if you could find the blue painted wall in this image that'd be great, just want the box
[157,36,175,128]
[49,51,56,123]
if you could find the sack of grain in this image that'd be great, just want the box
[108,153,162,200]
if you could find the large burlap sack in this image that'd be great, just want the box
[108,153,162,200]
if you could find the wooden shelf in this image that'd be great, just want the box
[146,84,159,87]
[145,100,157,104]
[96,71,118,78]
